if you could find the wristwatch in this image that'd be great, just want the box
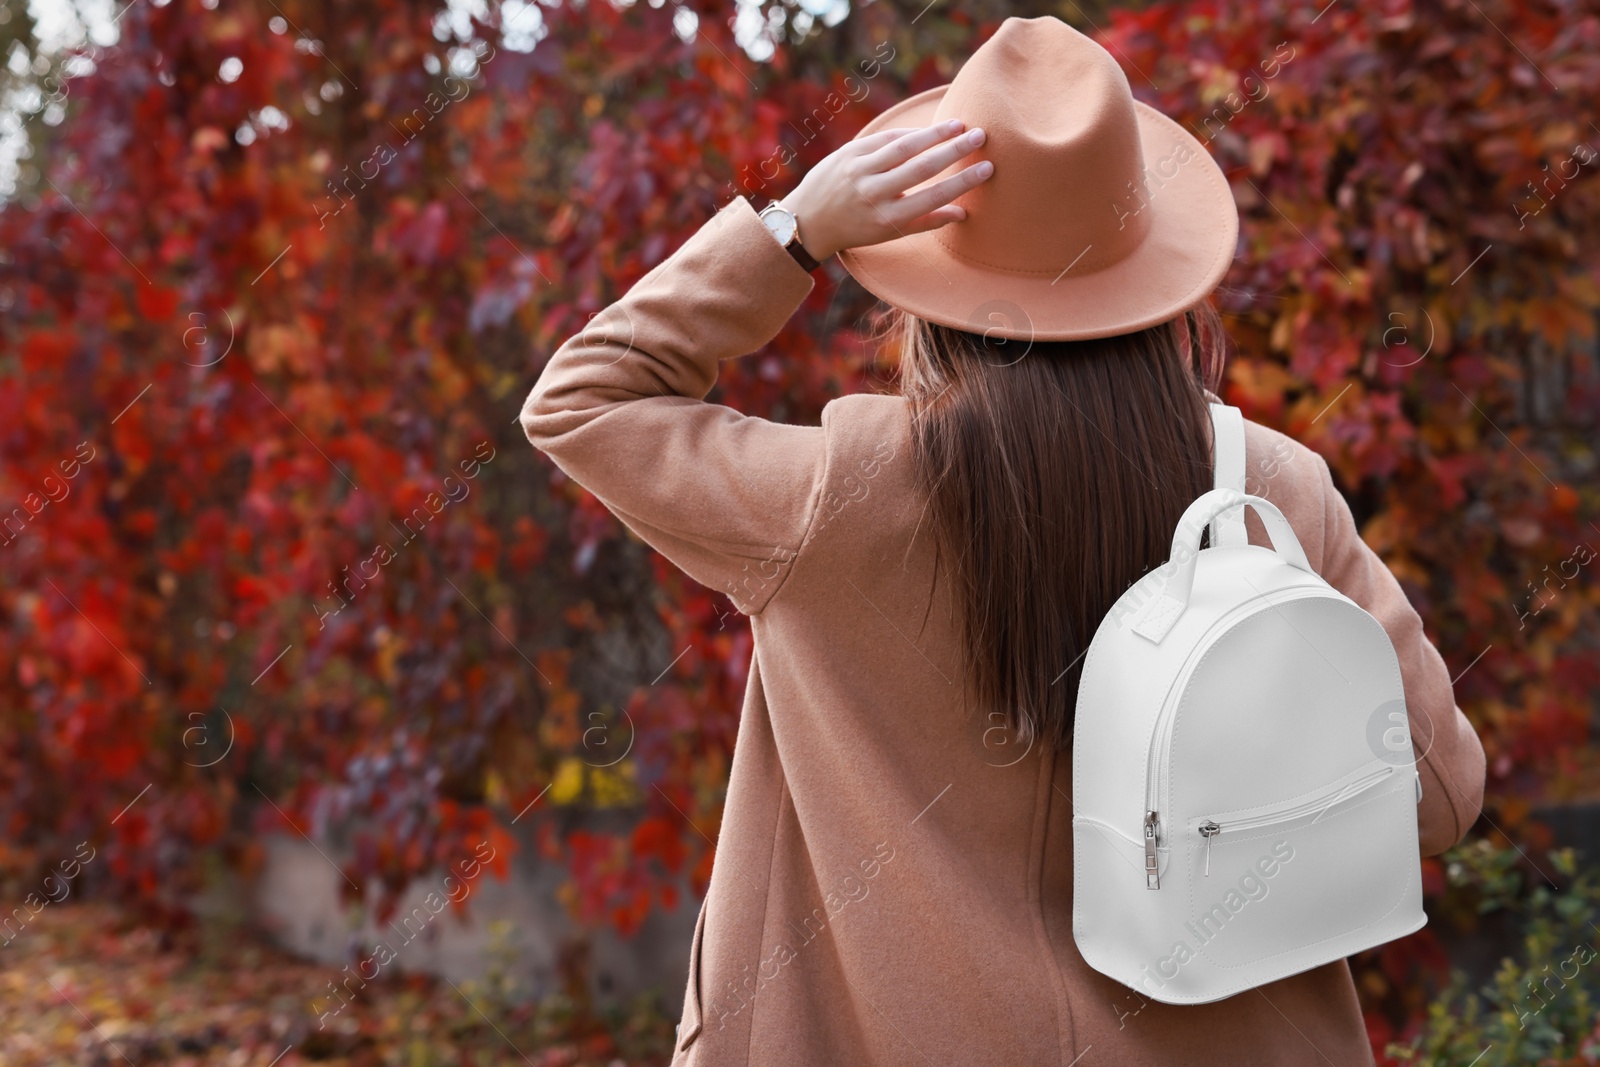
[758,200,822,273]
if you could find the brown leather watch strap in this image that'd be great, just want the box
[785,230,821,273]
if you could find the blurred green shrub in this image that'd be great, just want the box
[1387,842,1600,1065]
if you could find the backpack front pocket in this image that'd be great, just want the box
[1181,764,1415,970]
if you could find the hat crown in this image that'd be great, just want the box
[929,18,1151,277]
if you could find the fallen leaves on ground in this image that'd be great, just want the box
[0,901,675,1067]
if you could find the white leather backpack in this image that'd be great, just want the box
[1070,402,1426,1004]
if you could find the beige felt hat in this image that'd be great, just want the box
[835,16,1238,341]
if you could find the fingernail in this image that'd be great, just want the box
[968,128,985,145]
[944,118,963,131]
[977,161,994,177]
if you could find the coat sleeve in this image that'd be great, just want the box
[520,195,827,615]
[1311,452,1487,857]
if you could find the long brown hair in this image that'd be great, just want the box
[888,304,1228,752]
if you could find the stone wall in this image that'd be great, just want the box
[248,824,698,1016]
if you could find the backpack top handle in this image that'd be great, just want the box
[1129,489,1316,644]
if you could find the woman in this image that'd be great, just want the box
[521,16,1486,1066]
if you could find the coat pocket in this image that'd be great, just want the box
[676,898,709,1053]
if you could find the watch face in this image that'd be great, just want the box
[762,207,796,246]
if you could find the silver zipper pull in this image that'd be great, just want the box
[1144,811,1160,890]
[1198,820,1220,876]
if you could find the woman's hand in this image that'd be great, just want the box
[777,119,993,261]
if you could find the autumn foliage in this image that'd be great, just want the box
[2,0,1598,1054]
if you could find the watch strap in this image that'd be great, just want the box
[785,235,821,273]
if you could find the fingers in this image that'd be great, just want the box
[850,127,928,154]
[857,118,967,173]
[831,118,993,252]
[879,125,986,196]
[896,203,968,237]
[892,160,994,223]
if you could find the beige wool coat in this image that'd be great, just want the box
[520,194,1488,1066]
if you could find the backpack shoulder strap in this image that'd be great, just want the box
[1208,402,1248,548]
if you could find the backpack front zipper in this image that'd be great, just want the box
[1141,584,1331,890]
[1195,764,1396,876]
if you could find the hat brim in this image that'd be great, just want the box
[835,86,1239,341]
